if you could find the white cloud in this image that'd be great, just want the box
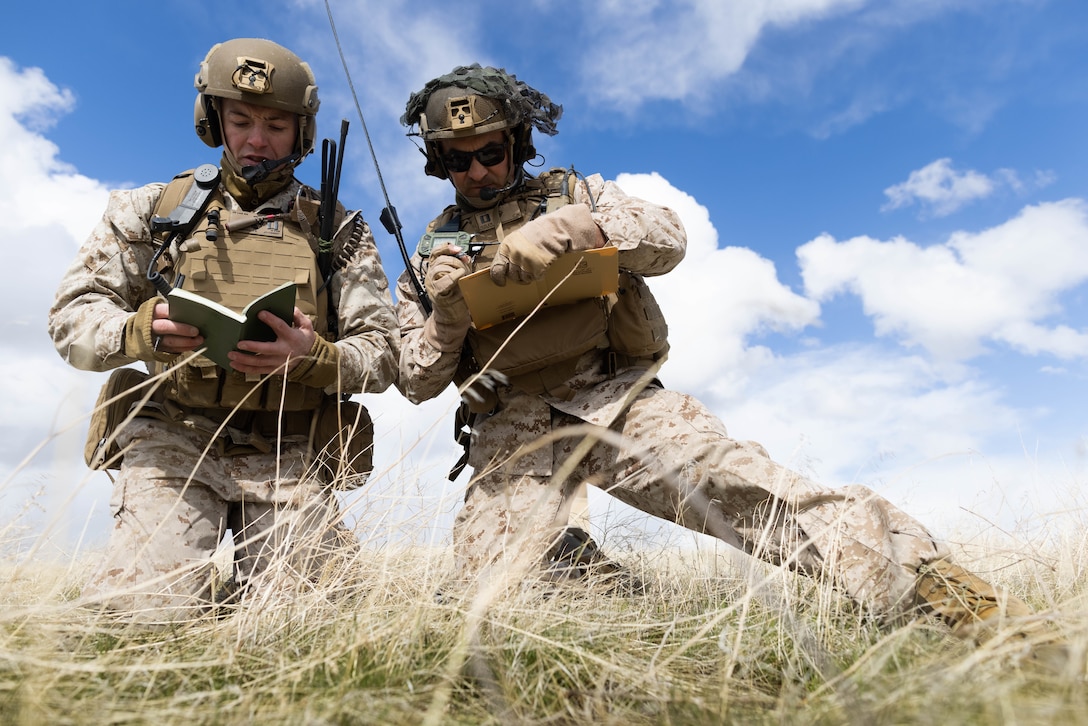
[0,58,107,241]
[809,92,891,139]
[580,0,867,108]
[882,158,1055,217]
[0,60,109,382]
[798,199,1088,360]
[345,388,465,546]
[882,158,994,216]
[725,346,1002,474]
[0,58,73,129]
[613,172,820,400]
[0,59,110,356]
[0,59,115,553]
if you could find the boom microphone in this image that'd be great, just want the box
[480,168,526,200]
[480,181,517,201]
[241,153,301,184]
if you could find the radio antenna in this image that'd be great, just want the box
[323,0,431,313]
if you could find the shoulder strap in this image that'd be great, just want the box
[152,170,195,222]
[537,167,578,214]
[436,214,461,233]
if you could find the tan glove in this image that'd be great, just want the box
[287,335,342,388]
[122,297,175,362]
[423,247,472,352]
[489,204,605,286]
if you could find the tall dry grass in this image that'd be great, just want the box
[0,517,1085,725]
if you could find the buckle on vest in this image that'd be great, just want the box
[225,426,272,454]
[606,350,618,378]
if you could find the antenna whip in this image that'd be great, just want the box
[323,0,431,313]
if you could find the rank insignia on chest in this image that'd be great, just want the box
[473,210,496,232]
[246,219,285,238]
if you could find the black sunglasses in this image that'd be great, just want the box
[441,141,508,173]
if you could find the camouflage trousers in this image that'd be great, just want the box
[459,384,949,618]
[82,418,357,624]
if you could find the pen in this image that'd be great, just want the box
[152,273,185,352]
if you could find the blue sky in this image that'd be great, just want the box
[2,0,1087,556]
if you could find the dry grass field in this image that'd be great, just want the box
[0,511,1085,725]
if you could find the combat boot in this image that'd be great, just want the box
[542,527,647,595]
[915,559,1033,638]
[915,559,1075,674]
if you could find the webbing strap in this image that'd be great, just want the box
[436,214,461,233]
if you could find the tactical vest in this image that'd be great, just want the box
[149,170,333,412]
[427,168,669,401]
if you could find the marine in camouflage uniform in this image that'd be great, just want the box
[394,64,1054,641]
[48,39,399,623]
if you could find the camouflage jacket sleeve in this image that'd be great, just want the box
[327,212,400,394]
[577,173,687,276]
[394,228,462,404]
[48,183,166,371]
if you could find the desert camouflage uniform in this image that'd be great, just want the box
[396,173,948,619]
[49,179,399,621]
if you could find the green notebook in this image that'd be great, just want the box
[167,281,297,369]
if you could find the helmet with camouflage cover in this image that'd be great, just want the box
[402,64,562,180]
[193,38,320,160]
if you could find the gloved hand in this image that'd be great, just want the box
[122,297,175,362]
[423,246,473,352]
[287,335,342,388]
[489,204,605,286]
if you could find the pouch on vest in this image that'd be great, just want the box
[84,367,152,470]
[311,396,374,488]
[469,299,608,379]
[606,271,669,359]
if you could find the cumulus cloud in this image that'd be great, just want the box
[0,59,110,354]
[0,59,107,241]
[882,158,994,216]
[882,158,1054,217]
[726,347,1005,477]
[0,61,108,374]
[0,58,115,551]
[799,199,1088,360]
[613,172,820,400]
[572,169,1086,532]
[580,0,866,108]
[0,59,110,389]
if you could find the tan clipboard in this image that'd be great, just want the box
[458,247,619,330]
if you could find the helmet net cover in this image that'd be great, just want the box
[402,64,562,140]
[193,38,320,156]
[403,65,562,179]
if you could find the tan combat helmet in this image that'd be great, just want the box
[420,88,510,141]
[402,64,562,180]
[193,38,320,162]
